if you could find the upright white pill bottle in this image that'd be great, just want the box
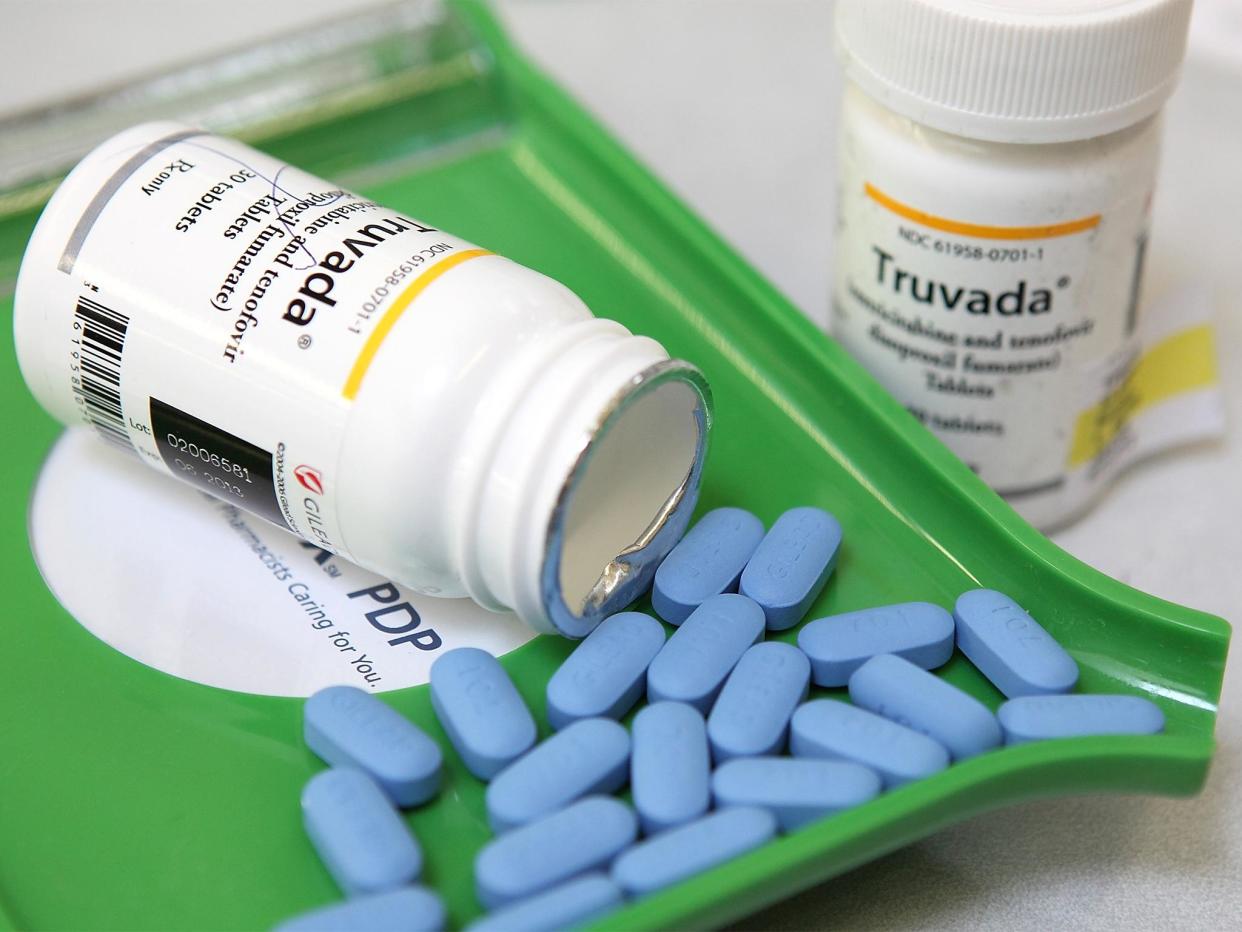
[832,0,1192,529]
[14,124,710,638]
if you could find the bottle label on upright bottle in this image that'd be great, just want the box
[31,128,491,560]
[833,158,1222,526]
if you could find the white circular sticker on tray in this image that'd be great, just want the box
[29,431,536,697]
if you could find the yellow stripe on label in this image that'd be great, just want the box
[1068,324,1218,468]
[342,248,491,400]
[864,183,1101,241]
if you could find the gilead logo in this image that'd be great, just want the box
[295,464,324,495]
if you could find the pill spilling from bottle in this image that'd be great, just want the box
[277,504,1165,931]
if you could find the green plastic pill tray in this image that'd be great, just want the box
[0,2,1229,929]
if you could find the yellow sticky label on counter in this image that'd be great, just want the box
[1069,324,1219,468]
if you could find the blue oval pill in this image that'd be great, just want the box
[631,702,710,834]
[999,694,1165,744]
[486,718,630,833]
[848,654,1001,760]
[652,508,765,625]
[430,648,537,780]
[475,796,638,909]
[954,590,1079,697]
[711,757,881,832]
[301,768,422,897]
[740,507,842,630]
[546,612,665,730]
[708,642,810,762]
[467,873,622,932]
[646,594,766,712]
[798,602,955,687]
[275,887,446,932]
[790,699,949,788]
[611,807,776,896]
[304,686,443,807]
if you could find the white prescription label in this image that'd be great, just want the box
[37,129,488,561]
[834,159,1222,526]
[30,431,536,697]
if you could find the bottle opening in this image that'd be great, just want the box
[544,362,710,637]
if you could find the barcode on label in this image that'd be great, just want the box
[73,295,133,451]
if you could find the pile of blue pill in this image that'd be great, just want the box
[278,505,1166,932]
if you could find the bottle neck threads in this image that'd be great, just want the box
[453,319,710,637]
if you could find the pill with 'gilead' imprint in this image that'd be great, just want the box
[711,757,882,832]
[652,507,765,624]
[998,694,1165,744]
[485,718,630,833]
[545,612,665,730]
[466,873,623,932]
[430,648,537,780]
[954,590,1079,697]
[275,887,446,932]
[647,593,765,712]
[474,796,638,909]
[301,768,422,897]
[798,602,955,687]
[849,654,1001,760]
[790,699,949,788]
[707,642,810,762]
[304,686,442,807]
[740,507,842,630]
[631,701,711,834]
[611,807,777,896]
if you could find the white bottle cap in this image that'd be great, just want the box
[835,0,1193,144]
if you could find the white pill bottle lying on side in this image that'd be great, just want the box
[832,0,1192,529]
[15,123,710,638]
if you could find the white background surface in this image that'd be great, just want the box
[1,1,1238,928]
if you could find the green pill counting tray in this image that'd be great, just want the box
[0,1,1229,929]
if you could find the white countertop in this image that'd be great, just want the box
[2,1,1238,927]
